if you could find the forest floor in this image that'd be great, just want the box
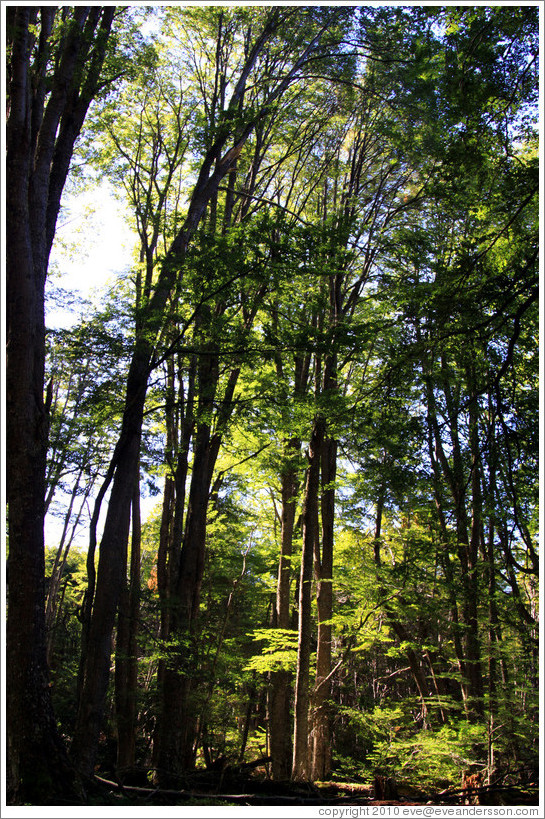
[86,771,539,808]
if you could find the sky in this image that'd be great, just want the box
[44,183,144,550]
[46,181,138,330]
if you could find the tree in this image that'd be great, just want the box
[7,4,538,801]
[6,6,117,802]
[114,478,142,777]
[71,6,358,779]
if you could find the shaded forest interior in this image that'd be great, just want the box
[5,4,539,807]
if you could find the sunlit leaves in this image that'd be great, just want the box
[41,5,540,785]
[245,629,299,674]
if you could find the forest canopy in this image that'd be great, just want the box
[4,3,540,807]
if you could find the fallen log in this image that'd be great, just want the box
[95,774,538,808]
[93,775,323,805]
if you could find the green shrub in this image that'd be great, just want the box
[336,702,487,790]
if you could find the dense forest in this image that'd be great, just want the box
[5,3,540,809]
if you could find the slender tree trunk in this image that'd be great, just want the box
[155,365,237,780]
[151,358,179,773]
[310,329,338,780]
[268,317,308,781]
[465,369,485,718]
[269,438,299,779]
[426,369,484,718]
[152,356,194,774]
[115,480,141,778]
[486,398,510,693]
[154,289,266,783]
[485,510,498,784]
[71,348,147,776]
[45,464,91,662]
[239,680,258,763]
[311,428,336,781]
[439,364,484,721]
[156,427,215,783]
[154,332,219,783]
[292,421,322,781]
[425,393,470,711]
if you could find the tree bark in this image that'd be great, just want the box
[71,346,147,775]
[465,366,485,718]
[152,353,194,774]
[6,7,114,802]
[115,480,141,777]
[439,361,484,719]
[425,382,470,712]
[269,437,300,779]
[155,411,216,783]
[292,421,322,781]
[311,429,336,781]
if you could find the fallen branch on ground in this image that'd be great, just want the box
[93,775,322,805]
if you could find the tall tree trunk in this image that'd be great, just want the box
[151,355,184,773]
[268,338,308,780]
[292,421,322,781]
[269,437,300,779]
[311,427,336,780]
[152,354,194,774]
[440,363,484,720]
[426,366,484,719]
[154,289,266,784]
[310,326,338,780]
[155,418,215,784]
[6,196,71,797]
[425,382,470,712]
[115,479,141,778]
[71,349,147,775]
[155,363,242,780]
[465,367,485,718]
[6,7,114,801]
[154,353,234,781]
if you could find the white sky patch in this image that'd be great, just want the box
[47,181,138,328]
[44,181,141,548]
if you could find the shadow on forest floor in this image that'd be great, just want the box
[70,772,539,808]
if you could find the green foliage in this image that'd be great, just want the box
[34,4,539,792]
[368,719,487,790]
[244,629,299,674]
[45,547,87,732]
[338,702,487,789]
